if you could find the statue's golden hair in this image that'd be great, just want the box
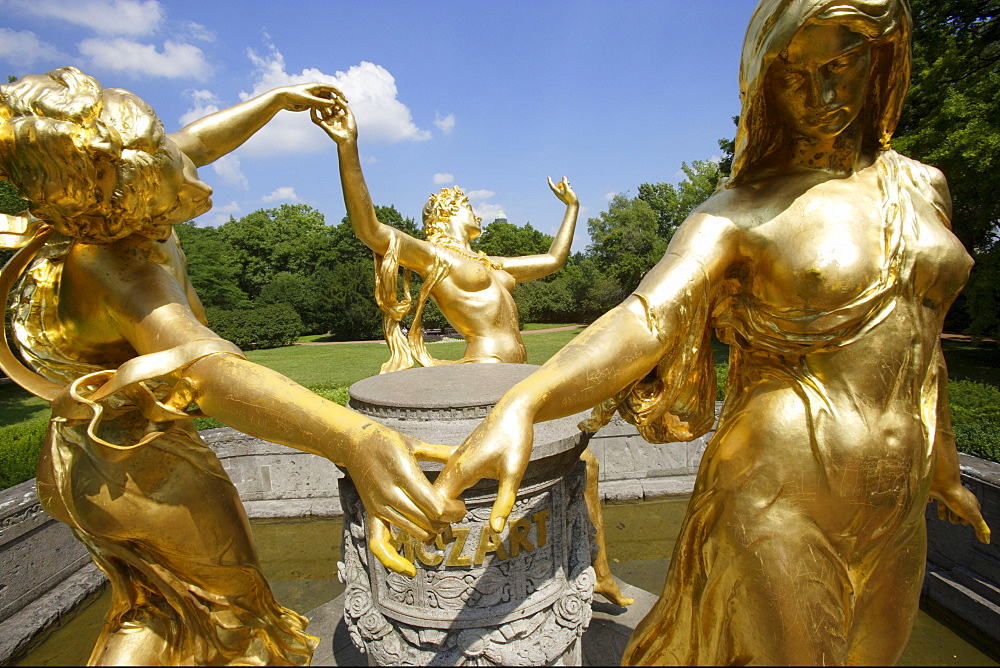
[421,186,480,241]
[0,67,175,243]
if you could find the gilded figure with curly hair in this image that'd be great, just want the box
[0,67,463,666]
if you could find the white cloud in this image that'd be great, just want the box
[211,154,248,190]
[178,88,221,126]
[10,0,164,36]
[181,21,215,42]
[464,189,495,201]
[604,191,618,201]
[79,38,211,80]
[236,43,430,156]
[473,203,505,222]
[433,173,455,185]
[433,112,455,134]
[262,187,300,203]
[0,29,67,67]
[204,200,241,226]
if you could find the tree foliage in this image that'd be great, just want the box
[0,179,29,215]
[893,0,1000,337]
[638,159,724,242]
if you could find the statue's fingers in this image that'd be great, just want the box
[975,518,992,545]
[401,473,465,529]
[434,462,475,501]
[382,491,440,540]
[412,441,456,464]
[369,518,417,577]
[937,501,948,522]
[490,474,520,533]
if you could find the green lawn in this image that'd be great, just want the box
[521,323,584,331]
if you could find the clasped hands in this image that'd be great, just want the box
[356,403,533,577]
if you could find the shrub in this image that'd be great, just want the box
[205,302,303,350]
[0,419,47,490]
[949,380,1000,462]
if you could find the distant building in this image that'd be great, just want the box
[492,210,508,224]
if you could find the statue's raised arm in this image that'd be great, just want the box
[315,97,579,370]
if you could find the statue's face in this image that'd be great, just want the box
[768,21,872,140]
[151,139,213,224]
[453,203,482,241]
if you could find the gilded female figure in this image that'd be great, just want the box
[0,67,462,665]
[313,100,578,371]
[433,0,991,664]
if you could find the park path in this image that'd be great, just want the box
[293,324,587,346]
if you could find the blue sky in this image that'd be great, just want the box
[1,0,757,250]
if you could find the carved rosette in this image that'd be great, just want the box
[338,463,595,666]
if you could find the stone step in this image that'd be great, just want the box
[953,566,1000,606]
[924,567,1000,642]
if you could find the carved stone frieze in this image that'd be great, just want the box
[338,462,595,666]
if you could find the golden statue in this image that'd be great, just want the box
[0,67,463,666]
[313,102,578,372]
[315,101,634,606]
[432,0,992,664]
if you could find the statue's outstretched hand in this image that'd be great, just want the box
[343,428,466,576]
[272,82,341,113]
[434,405,534,534]
[311,95,357,144]
[548,176,578,206]
[931,481,991,544]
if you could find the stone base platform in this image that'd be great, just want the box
[306,578,656,666]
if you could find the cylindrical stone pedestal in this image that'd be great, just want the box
[337,364,595,666]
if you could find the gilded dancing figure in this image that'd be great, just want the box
[315,99,633,606]
[315,97,579,372]
[0,67,463,665]
[434,0,991,664]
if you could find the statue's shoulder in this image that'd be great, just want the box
[889,150,952,219]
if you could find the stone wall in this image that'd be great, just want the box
[0,479,106,663]
[924,454,1000,644]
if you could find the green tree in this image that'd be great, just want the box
[893,0,1000,336]
[894,0,1000,254]
[637,159,723,242]
[221,204,335,298]
[174,222,249,309]
[586,194,666,301]
[0,180,29,215]
[474,220,552,257]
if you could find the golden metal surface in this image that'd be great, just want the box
[0,67,462,665]
[313,101,579,371]
[433,0,991,664]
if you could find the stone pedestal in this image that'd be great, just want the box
[338,364,594,666]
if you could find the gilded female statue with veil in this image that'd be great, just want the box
[434,0,991,664]
[0,67,462,665]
